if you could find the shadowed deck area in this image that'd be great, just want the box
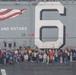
[0,62,76,75]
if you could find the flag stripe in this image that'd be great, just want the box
[0,8,26,21]
[0,11,22,21]
[20,8,26,13]
[0,10,21,18]
[0,9,12,15]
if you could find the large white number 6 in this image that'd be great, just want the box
[35,2,64,49]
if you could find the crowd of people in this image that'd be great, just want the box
[0,47,76,65]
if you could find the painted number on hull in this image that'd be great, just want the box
[35,2,64,48]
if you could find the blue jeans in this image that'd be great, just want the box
[64,57,68,63]
[36,58,39,63]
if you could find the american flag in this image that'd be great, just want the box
[0,8,26,21]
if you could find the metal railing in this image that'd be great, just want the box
[0,0,76,1]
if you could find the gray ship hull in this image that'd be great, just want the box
[0,1,75,49]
